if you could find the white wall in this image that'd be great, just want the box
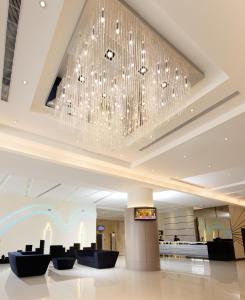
[0,196,96,255]
[158,208,196,242]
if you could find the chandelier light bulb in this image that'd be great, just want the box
[91,26,95,40]
[172,89,176,98]
[116,20,120,34]
[39,0,46,8]
[175,68,179,80]
[165,60,169,73]
[185,76,188,88]
[101,8,105,23]
[107,51,113,58]
[161,81,168,89]
[129,32,133,45]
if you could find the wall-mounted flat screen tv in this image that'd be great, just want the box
[97,225,105,231]
[134,207,157,221]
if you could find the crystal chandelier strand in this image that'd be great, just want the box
[55,0,201,150]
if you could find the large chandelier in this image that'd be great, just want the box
[55,0,203,149]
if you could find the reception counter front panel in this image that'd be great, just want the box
[159,242,208,259]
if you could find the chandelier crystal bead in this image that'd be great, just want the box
[55,0,203,150]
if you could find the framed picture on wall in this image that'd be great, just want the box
[134,207,157,221]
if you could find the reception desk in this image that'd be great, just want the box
[159,241,208,259]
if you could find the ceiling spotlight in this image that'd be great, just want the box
[23,80,28,85]
[183,155,187,159]
[161,81,168,89]
[138,66,148,75]
[190,108,194,113]
[39,0,47,8]
[105,49,115,61]
[224,137,229,141]
[78,75,85,83]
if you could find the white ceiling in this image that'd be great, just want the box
[0,172,224,219]
[0,0,244,209]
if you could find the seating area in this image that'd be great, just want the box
[7,240,119,277]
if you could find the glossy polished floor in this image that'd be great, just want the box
[0,256,244,300]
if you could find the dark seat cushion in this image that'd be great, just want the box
[52,257,76,270]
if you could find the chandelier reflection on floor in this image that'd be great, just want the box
[55,0,203,149]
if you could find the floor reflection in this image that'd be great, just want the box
[0,257,244,300]
[5,273,49,300]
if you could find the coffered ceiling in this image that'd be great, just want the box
[0,0,244,208]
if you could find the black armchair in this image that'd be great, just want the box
[8,252,51,277]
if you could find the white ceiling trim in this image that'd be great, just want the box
[0,130,243,206]
[132,94,244,167]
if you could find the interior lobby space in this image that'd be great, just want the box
[1,0,245,299]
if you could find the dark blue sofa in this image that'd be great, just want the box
[76,250,119,269]
[8,252,51,277]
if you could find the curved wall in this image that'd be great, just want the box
[0,197,96,255]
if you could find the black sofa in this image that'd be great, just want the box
[76,250,119,269]
[207,239,235,261]
[8,252,51,277]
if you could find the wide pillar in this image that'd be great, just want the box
[125,187,160,271]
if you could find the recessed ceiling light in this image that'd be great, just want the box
[183,155,187,159]
[23,80,28,85]
[190,108,194,113]
[224,137,229,141]
[39,0,47,8]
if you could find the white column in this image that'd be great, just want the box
[125,187,160,271]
